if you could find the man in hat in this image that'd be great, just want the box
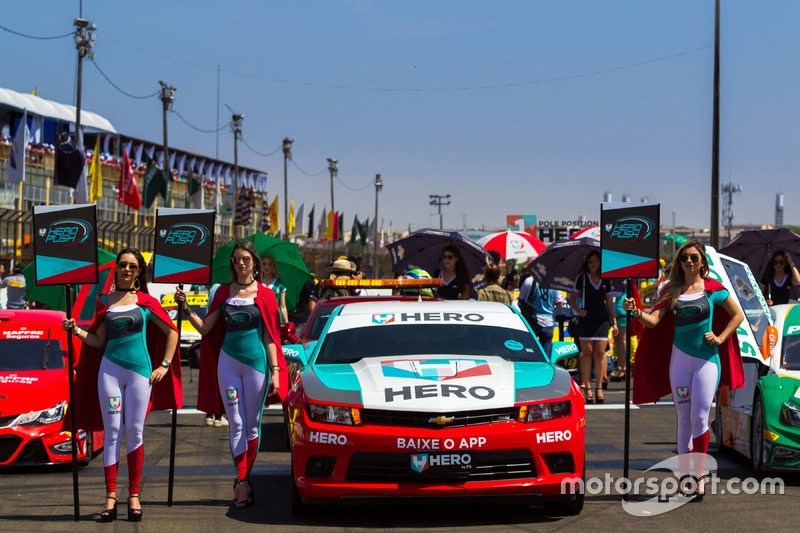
[318,258,356,299]
[0,264,28,310]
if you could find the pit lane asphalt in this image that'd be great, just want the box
[2,373,800,533]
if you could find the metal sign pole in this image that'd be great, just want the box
[167,284,182,507]
[623,278,633,502]
[65,286,80,520]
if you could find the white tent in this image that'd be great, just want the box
[0,86,116,133]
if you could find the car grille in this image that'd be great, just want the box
[360,407,518,429]
[0,435,23,463]
[346,450,536,483]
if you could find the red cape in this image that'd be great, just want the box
[196,283,288,416]
[633,278,744,404]
[66,292,183,431]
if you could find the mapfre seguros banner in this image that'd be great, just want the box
[32,204,98,285]
[153,208,215,284]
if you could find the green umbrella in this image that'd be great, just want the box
[23,247,118,312]
[211,233,311,310]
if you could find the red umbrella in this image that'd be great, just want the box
[477,230,546,262]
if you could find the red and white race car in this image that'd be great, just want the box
[0,310,102,466]
[284,299,584,516]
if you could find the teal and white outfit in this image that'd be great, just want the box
[218,297,269,480]
[669,289,729,456]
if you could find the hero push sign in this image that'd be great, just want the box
[153,208,215,284]
[600,203,660,279]
[33,204,98,285]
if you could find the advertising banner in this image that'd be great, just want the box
[600,203,660,279]
[32,204,98,285]
[153,208,215,284]
[506,214,538,236]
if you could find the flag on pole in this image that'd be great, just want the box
[117,149,142,210]
[54,127,84,189]
[318,207,327,241]
[359,217,369,245]
[324,210,334,240]
[72,132,89,204]
[368,217,377,245]
[143,155,168,209]
[288,199,296,234]
[350,215,360,245]
[307,204,315,239]
[261,196,271,233]
[295,203,305,236]
[6,109,29,184]
[269,196,279,235]
[189,167,203,209]
[89,135,102,202]
[338,211,344,241]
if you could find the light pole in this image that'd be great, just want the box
[158,81,175,207]
[327,158,337,215]
[232,114,243,229]
[73,18,96,139]
[429,194,451,230]
[283,138,293,239]
[373,174,383,257]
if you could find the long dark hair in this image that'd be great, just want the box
[580,250,601,274]
[763,250,789,283]
[229,240,261,282]
[114,247,149,294]
[443,244,470,288]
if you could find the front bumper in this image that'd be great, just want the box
[290,407,584,502]
[0,424,89,466]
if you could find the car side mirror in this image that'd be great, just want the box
[550,341,579,365]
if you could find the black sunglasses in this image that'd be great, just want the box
[679,253,701,264]
[117,261,139,271]
[774,259,785,266]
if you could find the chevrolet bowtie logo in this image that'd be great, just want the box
[428,415,454,426]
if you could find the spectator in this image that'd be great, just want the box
[477,264,515,306]
[1,264,28,310]
[519,276,565,356]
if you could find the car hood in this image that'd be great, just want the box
[0,370,67,416]
[302,355,572,412]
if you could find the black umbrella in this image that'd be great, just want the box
[522,237,624,293]
[719,228,800,282]
[386,228,493,283]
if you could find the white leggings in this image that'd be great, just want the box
[217,351,267,458]
[669,347,719,455]
[98,358,152,467]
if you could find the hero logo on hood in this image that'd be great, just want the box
[372,313,395,325]
[372,312,484,324]
[382,359,491,382]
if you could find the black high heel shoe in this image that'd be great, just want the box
[235,479,255,508]
[127,494,142,522]
[100,496,117,522]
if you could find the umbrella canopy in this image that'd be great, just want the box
[523,237,624,293]
[23,247,117,313]
[569,226,600,240]
[211,233,311,311]
[477,230,547,262]
[386,228,493,283]
[719,228,800,282]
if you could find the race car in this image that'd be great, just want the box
[0,310,103,466]
[283,300,584,516]
[741,302,800,472]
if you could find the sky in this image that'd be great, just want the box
[2,1,799,233]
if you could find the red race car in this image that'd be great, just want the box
[284,298,585,516]
[0,310,102,466]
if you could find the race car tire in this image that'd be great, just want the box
[751,392,765,475]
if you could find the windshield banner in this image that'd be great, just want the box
[600,203,660,279]
[32,204,98,285]
[153,208,215,284]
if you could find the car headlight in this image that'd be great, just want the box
[18,401,67,427]
[307,403,362,426]
[781,401,800,428]
[518,401,571,423]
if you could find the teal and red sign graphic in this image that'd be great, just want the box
[33,204,98,285]
[381,359,491,381]
[153,208,215,284]
[601,203,660,279]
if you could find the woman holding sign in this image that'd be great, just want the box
[175,240,287,508]
[623,240,744,501]
[63,248,182,522]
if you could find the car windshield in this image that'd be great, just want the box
[722,258,770,346]
[0,339,66,371]
[315,323,547,364]
[782,334,800,371]
[304,304,337,341]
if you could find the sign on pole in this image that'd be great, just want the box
[600,202,660,501]
[33,204,99,521]
[153,208,215,284]
[33,204,98,285]
[153,207,215,506]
